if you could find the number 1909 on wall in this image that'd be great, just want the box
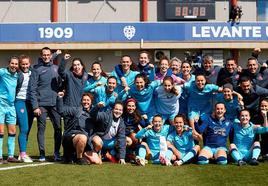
[38,27,73,39]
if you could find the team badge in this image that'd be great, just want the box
[20,108,24,113]
[123,25,135,40]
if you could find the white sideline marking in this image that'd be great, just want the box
[0,162,54,171]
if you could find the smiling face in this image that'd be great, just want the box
[223,87,233,101]
[126,101,136,114]
[241,80,251,94]
[163,79,173,93]
[121,56,132,73]
[135,77,145,91]
[107,78,117,93]
[170,60,181,74]
[226,59,237,73]
[152,116,163,132]
[260,100,268,112]
[91,63,102,78]
[203,59,213,71]
[72,60,83,76]
[9,58,19,73]
[174,116,184,134]
[214,103,226,119]
[113,103,123,118]
[19,58,30,73]
[239,110,250,126]
[160,59,169,74]
[195,75,206,90]
[247,59,258,74]
[139,52,150,66]
[181,62,192,76]
[41,49,52,63]
[82,95,92,110]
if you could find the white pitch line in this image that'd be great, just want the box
[0,162,54,171]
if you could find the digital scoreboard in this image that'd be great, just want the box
[165,0,215,20]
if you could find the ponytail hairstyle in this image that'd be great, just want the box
[91,61,108,78]
[120,55,138,71]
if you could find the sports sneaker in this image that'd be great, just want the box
[237,160,246,166]
[7,157,20,163]
[135,156,146,166]
[0,158,7,164]
[39,156,46,162]
[76,158,88,165]
[174,160,183,166]
[54,153,62,162]
[21,155,33,163]
[159,155,172,166]
[249,158,259,166]
[105,151,117,163]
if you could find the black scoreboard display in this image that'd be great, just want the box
[165,0,215,20]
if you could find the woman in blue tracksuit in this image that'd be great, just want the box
[84,62,108,93]
[154,76,181,125]
[0,56,19,163]
[135,115,172,166]
[15,55,34,163]
[178,61,195,116]
[230,109,268,166]
[166,114,202,166]
[123,74,161,122]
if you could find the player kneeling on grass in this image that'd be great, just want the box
[230,109,268,166]
[196,102,233,165]
[90,102,126,164]
[135,114,172,166]
[57,92,101,165]
[166,114,202,166]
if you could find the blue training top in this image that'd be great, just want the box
[0,68,18,106]
[135,125,171,151]
[196,114,233,148]
[167,129,195,153]
[126,80,161,115]
[215,93,241,121]
[184,81,219,119]
[84,76,107,93]
[233,119,268,151]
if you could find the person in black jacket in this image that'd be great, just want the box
[216,58,240,89]
[30,47,62,162]
[236,76,268,118]
[252,97,268,160]
[57,92,101,165]
[240,57,268,89]
[58,53,88,107]
[90,102,126,164]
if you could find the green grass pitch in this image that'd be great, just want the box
[0,121,268,186]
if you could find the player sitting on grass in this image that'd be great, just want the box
[230,109,268,166]
[166,114,202,166]
[90,102,126,164]
[135,114,173,166]
[57,92,101,165]
[196,102,233,165]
